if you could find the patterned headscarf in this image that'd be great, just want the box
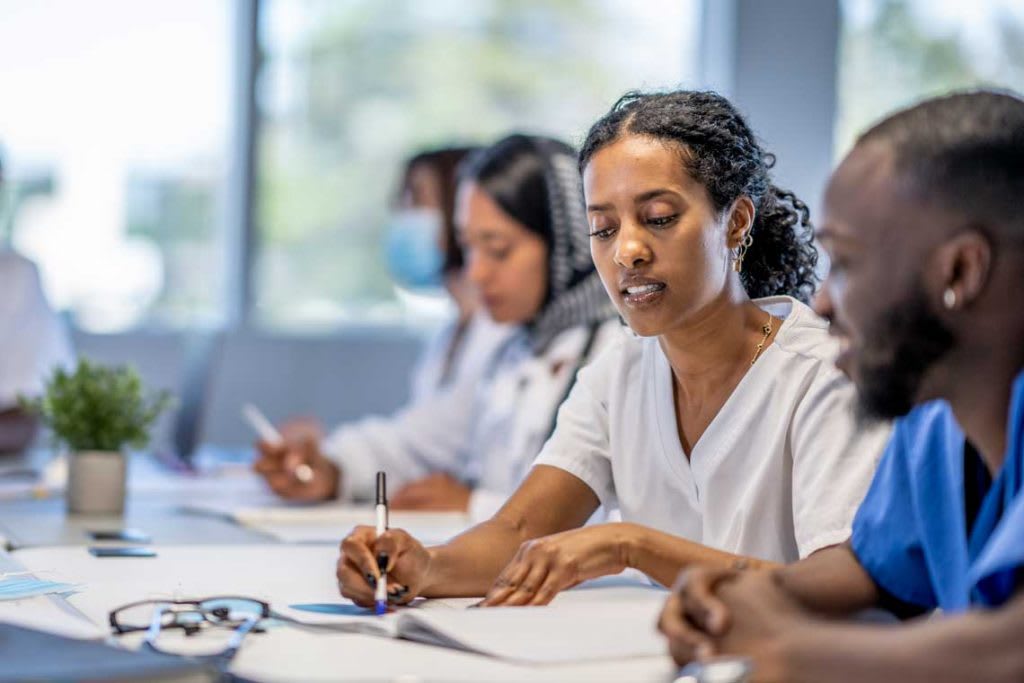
[527,137,617,351]
[465,134,617,352]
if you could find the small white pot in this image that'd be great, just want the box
[66,450,127,515]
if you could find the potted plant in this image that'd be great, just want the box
[21,359,172,515]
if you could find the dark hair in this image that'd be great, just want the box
[857,89,1024,246]
[579,90,819,303]
[459,134,576,250]
[400,146,480,273]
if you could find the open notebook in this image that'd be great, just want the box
[180,500,470,544]
[279,584,668,664]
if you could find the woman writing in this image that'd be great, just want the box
[253,146,512,508]
[257,135,621,520]
[337,91,890,606]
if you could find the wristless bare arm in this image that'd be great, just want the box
[624,525,779,588]
[420,465,600,596]
[774,542,881,615]
[780,591,1024,683]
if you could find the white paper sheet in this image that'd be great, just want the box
[279,585,668,663]
[180,501,470,544]
[394,597,666,663]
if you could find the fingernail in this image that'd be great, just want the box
[696,643,713,660]
[365,573,377,588]
[377,553,389,571]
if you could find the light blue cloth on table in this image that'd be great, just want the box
[0,574,80,601]
[851,371,1024,612]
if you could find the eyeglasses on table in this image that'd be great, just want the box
[108,596,271,666]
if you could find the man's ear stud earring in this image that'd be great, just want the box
[943,287,957,310]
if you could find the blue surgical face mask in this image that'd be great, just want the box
[384,209,445,290]
[0,574,80,600]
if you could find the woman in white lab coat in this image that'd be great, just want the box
[336,91,890,608]
[253,146,509,501]
[255,135,621,520]
[384,147,507,404]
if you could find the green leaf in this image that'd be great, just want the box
[17,358,174,452]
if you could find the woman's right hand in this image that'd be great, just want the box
[252,435,339,502]
[337,526,431,607]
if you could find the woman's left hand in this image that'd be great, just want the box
[390,473,472,512]
[480,524,631,606]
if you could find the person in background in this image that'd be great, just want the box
[0,149,75,454]
[658,90,1024,683]
[266,145,511,435]
[335,91,888,609]
[254,146,512,506]
[385,147,496,402]
[255,136,620,519]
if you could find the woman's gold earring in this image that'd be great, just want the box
[732,232,754,273]
[943,287,957,310]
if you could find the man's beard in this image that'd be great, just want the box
[853,284,956,422]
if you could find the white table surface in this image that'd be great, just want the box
[12,544,678,682]
[0,452,277,548]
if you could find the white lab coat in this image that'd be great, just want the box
[325,316,625,522]
[323,311,513,500]
[407,314,482,403]
[0,251,74,408]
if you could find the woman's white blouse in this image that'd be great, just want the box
[534,296,891,563]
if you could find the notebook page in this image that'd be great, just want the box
[393,593,667,663]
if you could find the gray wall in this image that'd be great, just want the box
[73,328,423,450]
[701,0,840,215]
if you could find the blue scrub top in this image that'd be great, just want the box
[850,371,1024,613]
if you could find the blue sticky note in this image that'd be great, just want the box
[288,603,374,616]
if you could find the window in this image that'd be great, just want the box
[836,0,1024,156]
[1,1,701,333]
[254,0,701,331]
[0,0,232,332]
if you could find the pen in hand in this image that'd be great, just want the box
[243,403,314,484]
[375,471,389,615]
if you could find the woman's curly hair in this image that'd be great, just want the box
[579,90,819,303]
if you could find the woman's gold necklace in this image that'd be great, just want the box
[750,313,774,366]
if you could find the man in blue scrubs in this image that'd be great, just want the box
[657,90,1024,681]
